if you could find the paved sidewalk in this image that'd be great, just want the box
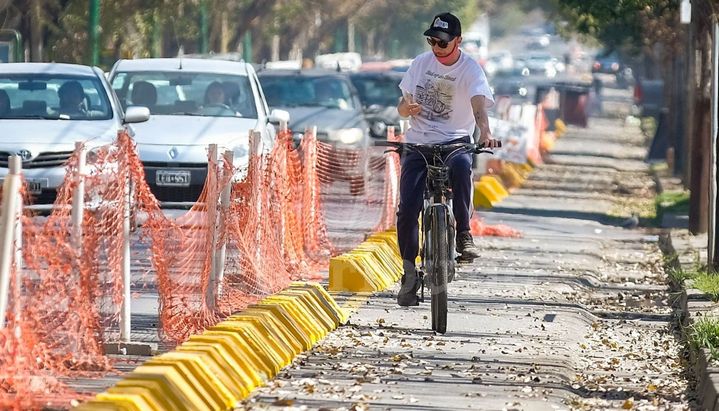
[239,101,693,410]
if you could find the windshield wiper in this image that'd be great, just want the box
[11,115,61,120]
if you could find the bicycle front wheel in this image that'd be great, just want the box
[429,206,448,334]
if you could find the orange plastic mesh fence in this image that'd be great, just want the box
[470,215,523,238]
[0,123,523,408]
[0,126,400,408]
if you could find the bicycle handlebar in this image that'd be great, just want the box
[374,140,499,155]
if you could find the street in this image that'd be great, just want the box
[238,89,691,410]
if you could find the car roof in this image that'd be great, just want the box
[257,68,349,79]
[0,62,100,77]
[113,58,253,75]
[349,71,404,79]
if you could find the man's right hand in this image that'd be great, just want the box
[398,95,422,117]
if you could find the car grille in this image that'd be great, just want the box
[147,184,205,203]
[142,161,207,204]
[29,189,58,205]
[0,151,73,169]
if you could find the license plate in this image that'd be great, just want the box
[156,170,191,187]
[26,179,46,194]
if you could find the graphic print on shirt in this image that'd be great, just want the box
[415,77,454,122]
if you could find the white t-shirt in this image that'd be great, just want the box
[399,51,494,143]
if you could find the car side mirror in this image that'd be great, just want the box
[268,109,290,124]
[124,106,150,124]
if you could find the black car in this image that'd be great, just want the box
[490,67,532,101]
[349,71,404,139]
[592,51,632,87]
[257,69,369,149]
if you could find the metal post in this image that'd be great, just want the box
[243,31,252,63]
[711,22,719,268]
[206,144,219,309]
[88,0,100,66]
[120,169,131,342]
[0,156,21,329]
[71,142,86,252]
[215,150,233,300]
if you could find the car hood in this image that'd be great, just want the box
[131,115,257,163]
[0,119,120,151]
[364,106,401,124]
[278,106,365,131]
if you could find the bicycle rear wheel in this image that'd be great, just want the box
[429,206,448,334]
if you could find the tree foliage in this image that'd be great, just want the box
[0,0,496,66]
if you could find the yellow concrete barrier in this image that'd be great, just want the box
[145,353,234,410]
[175,342,252,399]
[106,382,179,411]
[328,254,384,292]
[480,175,509,199]
[247,303,313,350]
[186,334,265,386]
[208,322,286,375]
[279,290,335,333]
[230,309,303,354]
[124,366,207,411]
[261,295,325,342]
[473,180,502,209]
[289,281,348,325]
[74,280,363,410]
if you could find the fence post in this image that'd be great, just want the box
[13,183,22,324]
[215,150,233,300]
[71,142,86,251]
[206,144,219,310]
[0,156,21,329]
[120,165,132,342]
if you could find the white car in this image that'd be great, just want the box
[108,58,288,205]
[0,63,149,205]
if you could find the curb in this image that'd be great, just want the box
[662,232,719,410]
[73,282,347,411]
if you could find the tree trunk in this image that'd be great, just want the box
[689,24,713,234]
[30,0,43,61]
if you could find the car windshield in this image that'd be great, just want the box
[259,76,356,110]
[351,76,401,107]
[0,74,112,120]
[111,71,257,118]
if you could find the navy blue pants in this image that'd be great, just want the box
[396,144,473,271]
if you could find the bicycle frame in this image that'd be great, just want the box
[375,140,495,333]
[419,148,460,297]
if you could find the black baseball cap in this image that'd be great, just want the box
[423,12,462,42]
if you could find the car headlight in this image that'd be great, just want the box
[233,144,248,160]
[328,128,364,145]
[370,121,387,138]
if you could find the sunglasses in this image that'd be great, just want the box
[426,37,450,48]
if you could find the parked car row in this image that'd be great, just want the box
[0,59,290,206]
[1,57,408,207]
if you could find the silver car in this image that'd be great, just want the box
[0,63,149,205]
[108,58,289,205]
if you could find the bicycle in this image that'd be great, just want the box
[376,140,497,334]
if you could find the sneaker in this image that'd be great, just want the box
[456,231,480,259]
[397,271,420,306]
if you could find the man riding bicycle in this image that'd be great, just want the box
[396,12,499,306]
